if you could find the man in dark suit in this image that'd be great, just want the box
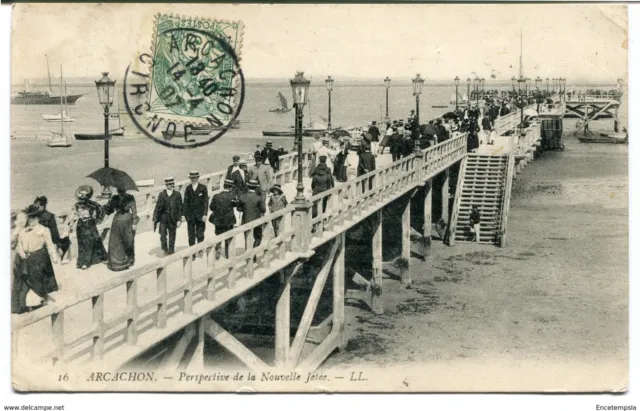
[182,171,209,255]
[209,179,238,259]
[231,159,249,195]
[236,179,266,248]
[261,141,280,173]
[33,195,70,258]
[153,177,183,255]
[226,155,241,179]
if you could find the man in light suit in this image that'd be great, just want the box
[182,171,209,255]
[153,177,182,255]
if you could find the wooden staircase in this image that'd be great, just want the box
[447,152,515,247]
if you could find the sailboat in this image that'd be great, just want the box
[269,92,292,113]
[12,55,84,105]
[47,66,73,148]
[74,90,126,140]
[41,83,75,122]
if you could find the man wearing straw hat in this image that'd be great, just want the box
[153,177,183,256]
[237,179,266,249]
[182,171,209,254]
[209,178,238,259]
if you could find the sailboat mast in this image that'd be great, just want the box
[46,54,53,95]
[64,82,68,114]
[60,66,64,136]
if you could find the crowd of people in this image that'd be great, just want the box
[11,101,519,315]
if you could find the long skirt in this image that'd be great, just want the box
[12,247,58,312]
[76,219,107,268]
[107,212,135,271]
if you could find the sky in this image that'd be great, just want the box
[10,3,628,83]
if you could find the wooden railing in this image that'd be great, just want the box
[13,134,467,369]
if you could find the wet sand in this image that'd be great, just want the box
[323,130,628,391]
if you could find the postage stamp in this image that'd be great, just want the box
[124,13,245,148]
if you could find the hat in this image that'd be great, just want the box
[322,139,329,145]
[23,204,42,218]
[239,159,247,165]
[233,155,240,162]
[189,170,200,178]
[350,146,359,152]
[319,155,327,163]
[372,121,377,125]
[34,196,48,206]
[223,178,235,188]
[266,141,273,146]
[255,154,264,161]
[164,177,175,185]
[270,184,283,195]
[248,179,259,188]
[75,185,94,200]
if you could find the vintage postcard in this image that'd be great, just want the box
[9,3,628,392]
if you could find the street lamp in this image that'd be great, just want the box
[384,76,391,121]
[480,77,485,95]
[412,74,424,124]
[466,77,471,105]
[535,76,542,113]
[511,76,516,95]
[454,76,460,110]
[95,72,116,198]
[325,75,334,130]
[290,71,311,202]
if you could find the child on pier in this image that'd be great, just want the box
[469,205,481,243]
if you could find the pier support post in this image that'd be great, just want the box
[371,209,384,315]
[333,232,347,350]
[275,269,291,368]
[422,180,433,261]
[401,197,412,287]
[441,169,450,224]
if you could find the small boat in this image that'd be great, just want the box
[74,128,125,140]
[46,66,72,148]
[74,90,125,140]
[432,105,448,109]
[262,130,296,137]
[578,130,628,144]
[42,110,74,122]
[12,56,84,105]
[135,178,155,187]
[269,92,292,113]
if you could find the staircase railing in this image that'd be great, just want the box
[446,155,468,246]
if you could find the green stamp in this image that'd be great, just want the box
[147,13,244,127]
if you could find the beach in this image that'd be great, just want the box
[322,128,628,390]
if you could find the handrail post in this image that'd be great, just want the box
[292,200,312,254]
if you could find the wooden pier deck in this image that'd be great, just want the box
[12,108,548,386]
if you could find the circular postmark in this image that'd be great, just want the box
[123,27,245,149]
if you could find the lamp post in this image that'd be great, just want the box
[325,75,334,130]
[384,76,391,121]
[511,76,516,96]
[466,77,471,106]
[535,76,542,113]
[412,74,424,124]
[481,77,485,95]
[546,77,550,96]
[290,71,311,202]
[95,72,116,198]
[454,76,460,110]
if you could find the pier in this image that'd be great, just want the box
[12,105,552,381]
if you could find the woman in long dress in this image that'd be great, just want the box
[67,185,107,270]
[12,204,60,314]
[104,188,139,271]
